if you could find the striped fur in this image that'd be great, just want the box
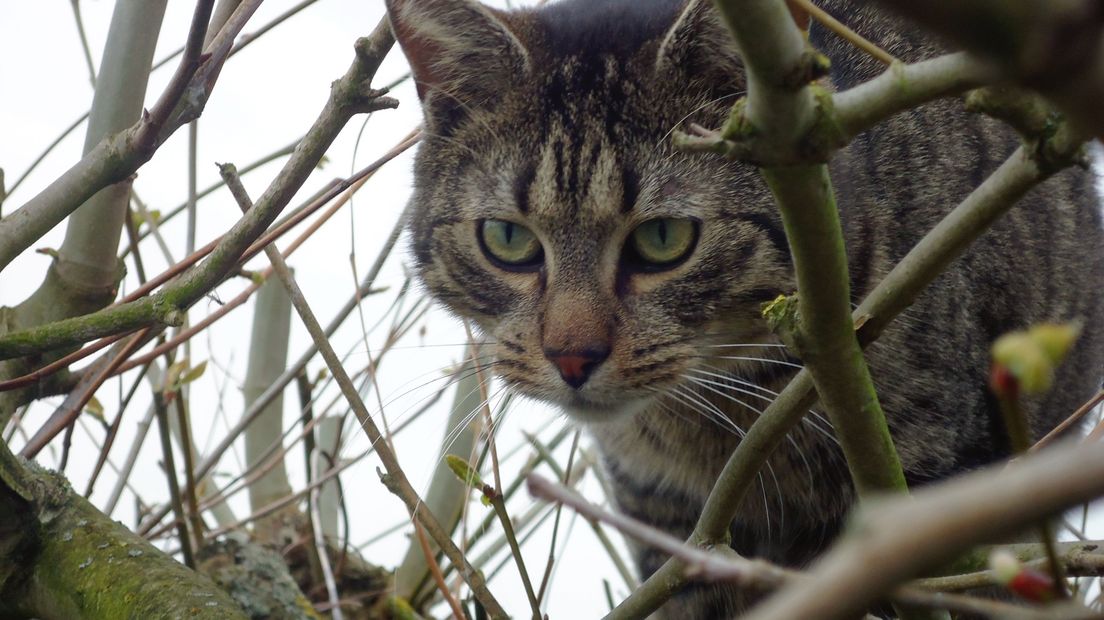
[386,0,1104,616]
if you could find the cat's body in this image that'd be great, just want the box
[385,0,1104,616]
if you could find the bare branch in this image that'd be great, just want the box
[868,0,1104,138]
[744,440,1104,620]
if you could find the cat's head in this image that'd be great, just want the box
[387,0,793,421]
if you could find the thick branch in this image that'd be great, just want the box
[0,443,245,619]
[869,0,1104,138]
[717,0,907,493]
[744,440,1104,620]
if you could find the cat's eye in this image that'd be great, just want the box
[627,218,698,269]
[478,219,543,269]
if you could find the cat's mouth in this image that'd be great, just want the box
[557,392,654,423]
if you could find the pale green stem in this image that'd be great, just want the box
[243,274,295,536]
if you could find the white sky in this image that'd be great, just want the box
[1,1,1101,618]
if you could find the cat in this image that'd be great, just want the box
[384,0,1104,616]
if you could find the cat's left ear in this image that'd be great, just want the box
[655,0,743,86]
[385,0,531,127]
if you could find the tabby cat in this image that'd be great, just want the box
[385,0,1104,616]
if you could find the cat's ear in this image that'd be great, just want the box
[655,0,743,86]
[385,0,530,127]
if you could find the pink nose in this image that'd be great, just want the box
[544,347,609,389]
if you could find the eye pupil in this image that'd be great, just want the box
[478,219,542,270]
[628,218,698,270]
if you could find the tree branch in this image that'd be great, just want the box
[744,440,1104,620]
[0,442,246,618]
[217,163,508,619]
[614,4,1088,613]
[0,0,246,273]
[0,19,398,362]
[716,0,908,493]
[868,0,1104,138]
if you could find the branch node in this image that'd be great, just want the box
[965,87,1087,174]
[159,306,186,328]
[762,293,805,356]
[800,84,848,161]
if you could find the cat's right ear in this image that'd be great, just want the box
[384,0,530,129]
[655,0,743,88]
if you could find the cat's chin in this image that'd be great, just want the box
[557,394,653,424]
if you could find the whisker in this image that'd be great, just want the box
[668,384,747,439]
[657,91,744,149]
[686,366,839,444]
[679,374,828,494]
[701,355,804,369]
[699,343,788,348]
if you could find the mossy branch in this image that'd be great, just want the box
[0,442,246,619]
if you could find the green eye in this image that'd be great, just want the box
[629,218,697,267]
[479,219,543,268]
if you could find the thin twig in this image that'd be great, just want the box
[20,328,150,458]
[153,390,195,569]
[791,0,896,64]
[217,160,508,618]
[413,519,467,620]
[173,391,206,549]
[1033,388,1104,451]
[743,440,1104,620]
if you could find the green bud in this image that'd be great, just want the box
[991,322,1081,395]
[1028,322,1080,364]
[445,454,483,490]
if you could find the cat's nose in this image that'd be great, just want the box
[544,346,610,389]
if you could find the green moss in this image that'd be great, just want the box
[801,85,848,161]
[720,98,753,142]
